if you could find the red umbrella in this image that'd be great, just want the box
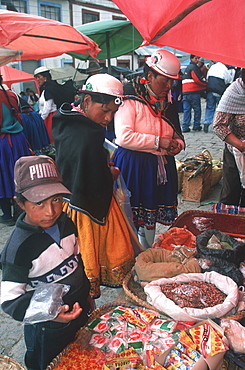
[112,0,245,68]
[0,10,100,60]
[0,65,39,91]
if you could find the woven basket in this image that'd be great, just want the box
[122,269,160,311]
[172,210,245,237]
[201,149,223,187]
[46,302,137,370]
[0,356,25,370]
[177,170,184,193]
[211,161,223,187]
[46,300,245,370]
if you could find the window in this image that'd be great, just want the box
[112,15,127,21]
[40,4,61,21]
[2,0,27,12]
[82,9,99,24]
[117,60,130,69]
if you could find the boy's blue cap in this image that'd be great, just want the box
[14,155,71,202]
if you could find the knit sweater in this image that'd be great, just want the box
[0,212,90,322]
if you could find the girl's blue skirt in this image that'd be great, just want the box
[113,147,178,228]
[21,112,51,155]
[0,132,31,198]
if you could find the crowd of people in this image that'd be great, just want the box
[181,55,240,133]
[0,49,245,370]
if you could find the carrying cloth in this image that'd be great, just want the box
[216,77,245,115]
[42,79,76,109]
[52,104,113,225]
[0,89,23,134]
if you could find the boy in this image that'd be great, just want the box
[0,155,91,370]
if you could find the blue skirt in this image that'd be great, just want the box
[0,132,31,198]
[21,112,51,155]
[113,147,178,228]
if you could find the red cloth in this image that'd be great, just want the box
[44,111,56,143]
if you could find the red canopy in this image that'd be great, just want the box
[0,65,39,91]
[0,10,100,61]
[112,0,245,68]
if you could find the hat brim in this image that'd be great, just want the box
[21,183,71,203]
[79,90,123,98]
[150,66,181,79]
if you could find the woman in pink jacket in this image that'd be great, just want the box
[113,50,185,248]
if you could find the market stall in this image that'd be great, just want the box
[40,212,245,370]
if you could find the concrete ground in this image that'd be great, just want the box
[0,101,225,368]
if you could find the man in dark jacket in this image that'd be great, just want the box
[182,55,207,132]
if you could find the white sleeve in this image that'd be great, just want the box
[40,99,54,120]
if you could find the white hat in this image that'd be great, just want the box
[145,49,180,79]
[82,73,123,98]
[34,66,50,77]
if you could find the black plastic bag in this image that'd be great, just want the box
[196,229,245,265]
[197,253,244,286]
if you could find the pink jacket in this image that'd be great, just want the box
[114,99,184,155]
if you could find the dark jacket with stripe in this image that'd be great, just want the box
[1,212,90,322]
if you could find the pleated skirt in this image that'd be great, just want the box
[63,196,135,298]
[113,147,178,228]
[0,132,31,198]
[21,112,51,155]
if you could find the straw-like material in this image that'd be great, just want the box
[221,309,245,321]
[211,163,223,187]
[46,301,137,370]
[177,170,184,193]
[122,269,160,311]
[201,149,223,187]
[0,356,25,370]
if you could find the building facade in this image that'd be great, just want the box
[1,0,140,81]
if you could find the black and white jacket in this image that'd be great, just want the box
[1,212,90,322]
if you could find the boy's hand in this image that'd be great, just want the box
[53,302,82,323]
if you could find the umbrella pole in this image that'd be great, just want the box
[106,32,111,74]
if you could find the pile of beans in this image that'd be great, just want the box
[160,281,227,309]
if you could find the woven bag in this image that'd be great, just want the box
[0,355,25,370]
